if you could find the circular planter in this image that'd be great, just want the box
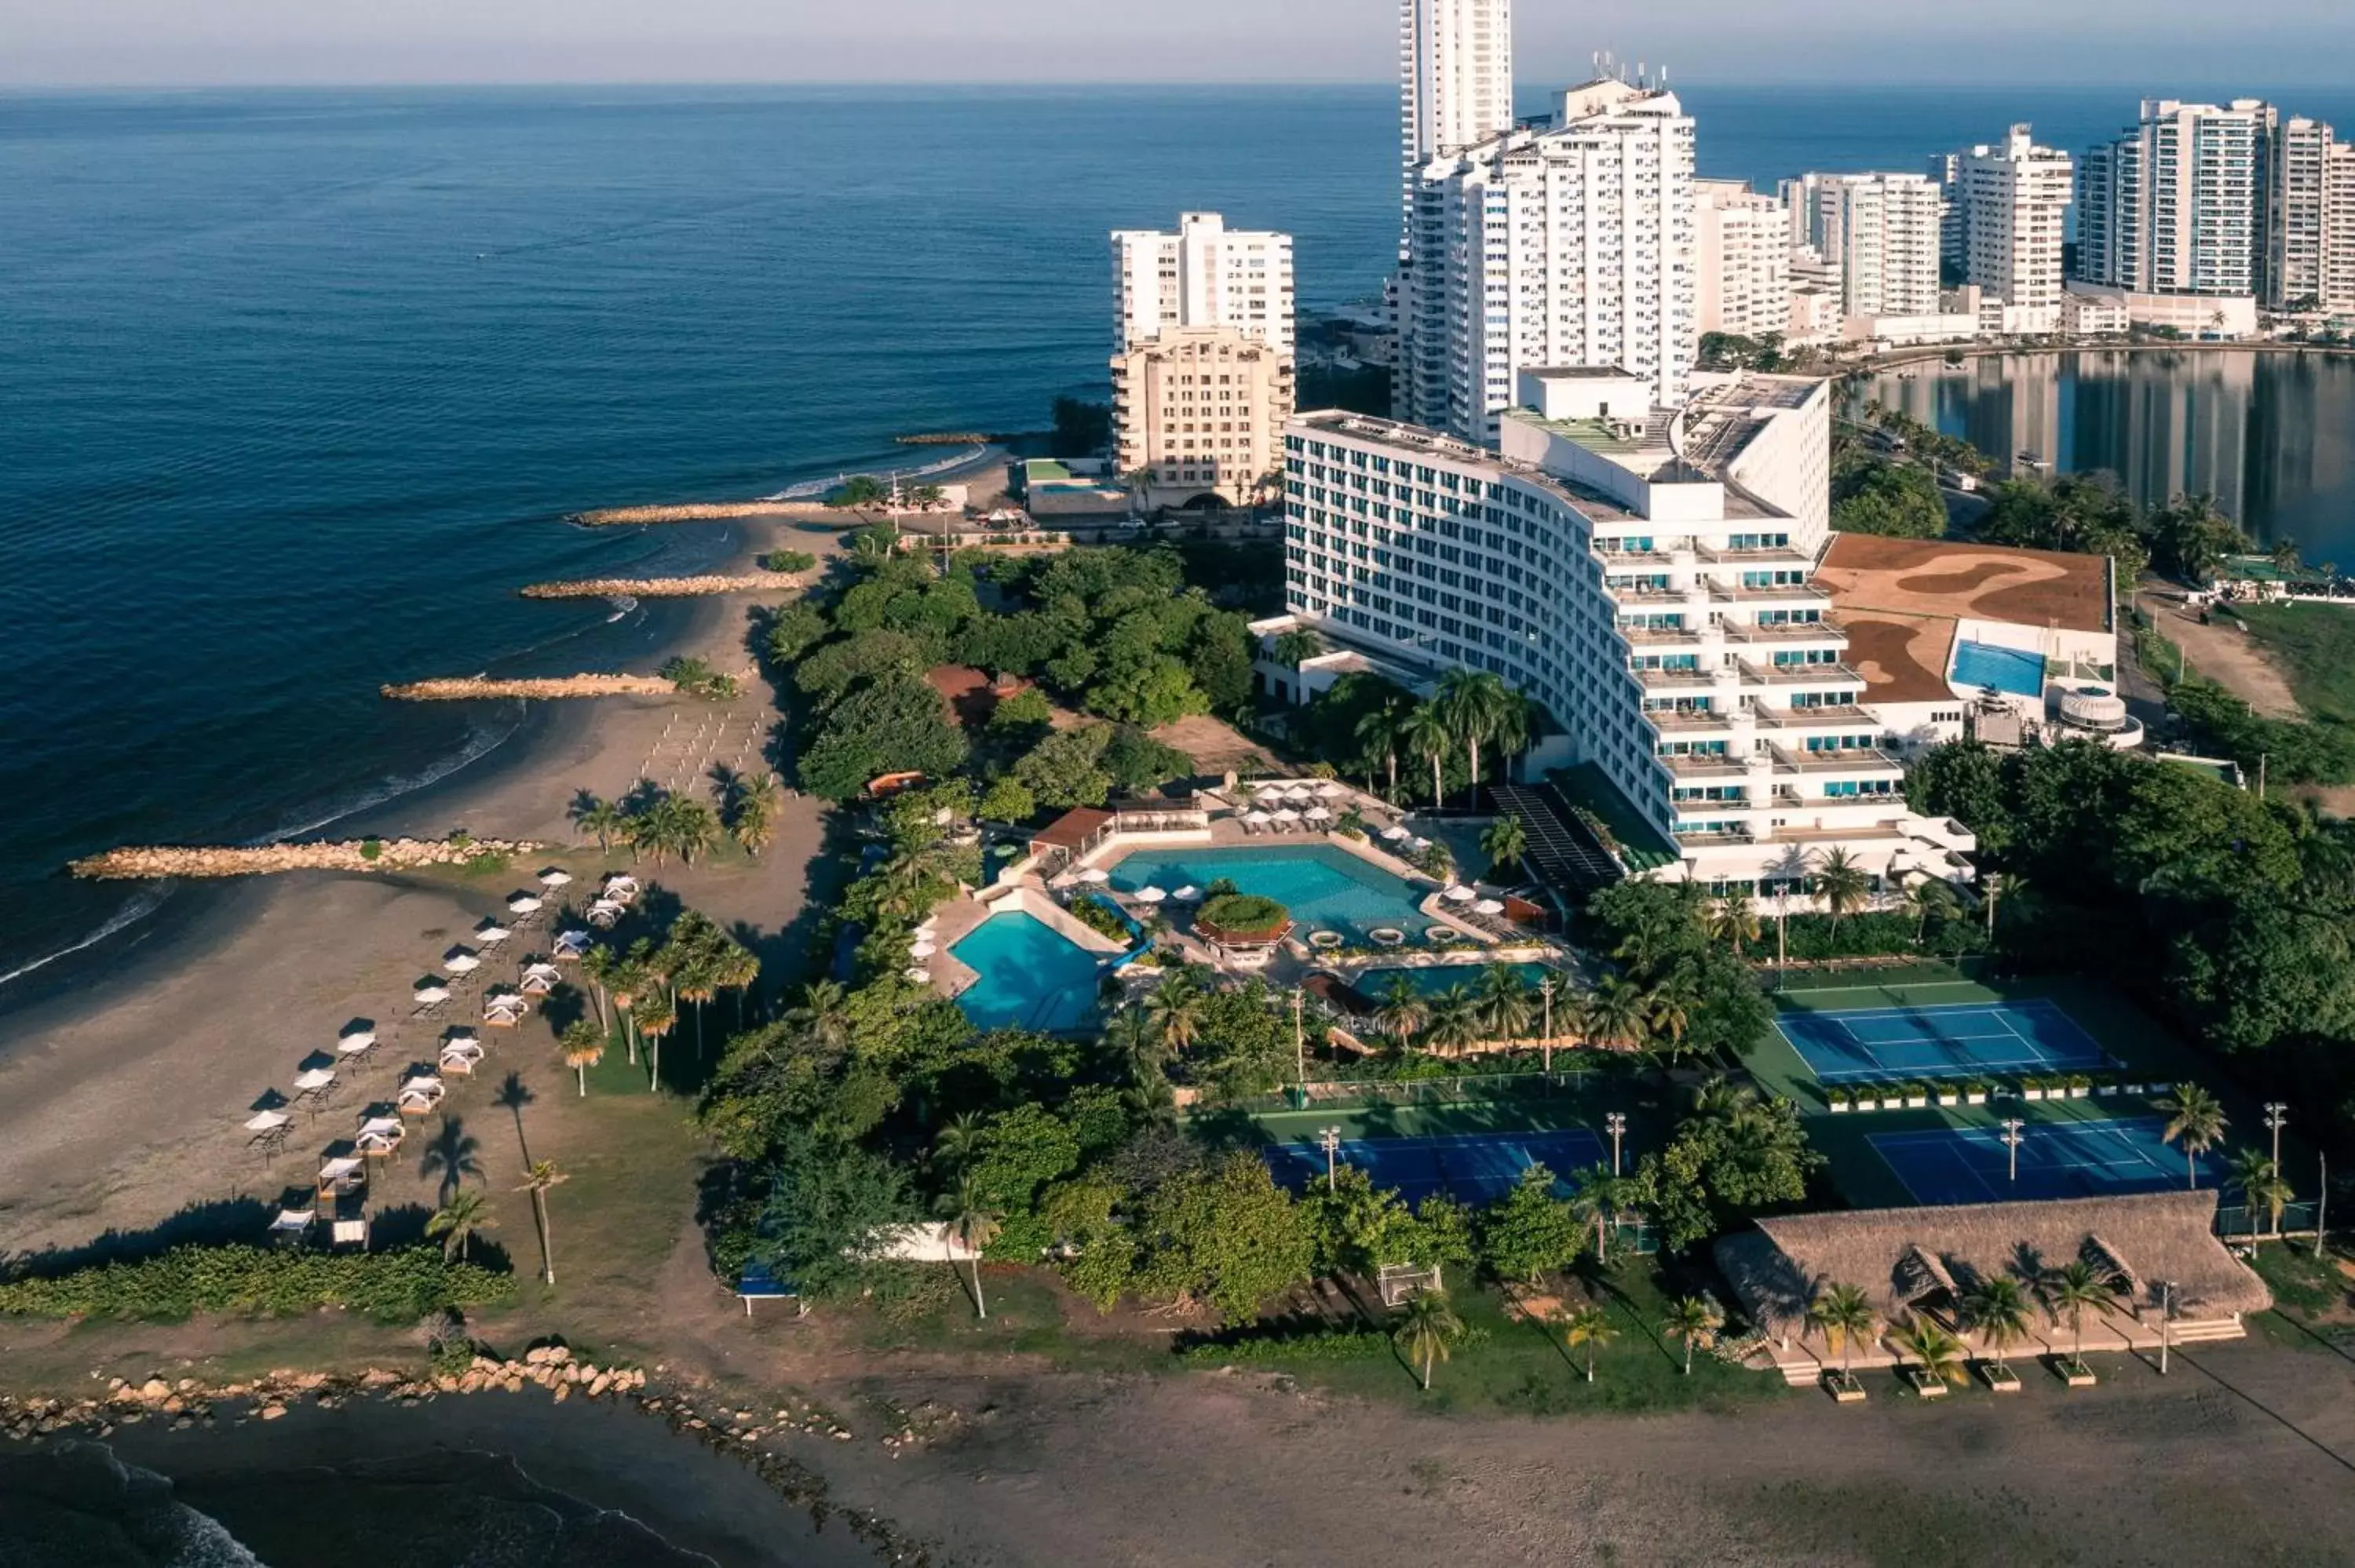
[1368,928,1407,947]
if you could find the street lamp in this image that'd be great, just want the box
[1539,979,1557,1075]
[2158,1279,2177,1376]
[2000,1118,2026,1185]
[2265,1102,2287,1170]
[1605,1111,1627,1177]
[1318,1126,1344,1187]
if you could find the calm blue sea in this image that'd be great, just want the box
[4,82,2352,990]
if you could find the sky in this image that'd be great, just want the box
[5,0,2352,88]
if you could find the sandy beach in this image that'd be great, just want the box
[0,516,835,1262]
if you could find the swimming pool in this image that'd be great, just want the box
[1108,844,1430,945]
[1352,962,1564,1001]
[1951,640,2046,699]
[949,912,1106,1034]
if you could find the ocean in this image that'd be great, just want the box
[4,82,2354,994]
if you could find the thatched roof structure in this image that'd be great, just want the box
[1716,1191,2269,1337]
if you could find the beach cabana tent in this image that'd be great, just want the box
[483,993,528,1028]
[316,1156,366,1199]
[601,873,641,903]
[355,1117,404,1158]
[268,1209,316,1243]
[440,1037,487,1075]
[586,899,626,929]
[553,929,592,961]
[397,1077,446,1116]
[519,962,562,995]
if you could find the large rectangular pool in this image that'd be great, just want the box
[949,911,1105,1034]
[1108,844,1431,945]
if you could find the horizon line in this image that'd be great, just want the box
[4,76,2348,93]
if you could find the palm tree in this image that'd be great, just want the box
[1474,965,1535,1045]
[572,794,628,855]
[578,944,615,1033]
[1481,815,1529,879]
[1105,1010,1167,1089]
[1355,698,1409,800]
[712,939,761,1029]
[1892,1313,1968,1391]
[1145,972,1208,1054]
[1437,669,1513,806]
[1561,1303,1617,1383]
[1578,974,1650,1051]
[2043,1259,2116,1369]
[1806,1282,1878,1384]
[731,796,773,859]
[2227,1147,2294,1237]
[937,1172,1002,1318]
[559,1019,605,1097]
[1369,975,1430,1048]
[1809,848,1871,939]
[516,1159,569,1287]
[425,1189,496,1263]
[1962,1274,2033,1377]
[1271,628,1323,669]
[1901,877,1957,946]
[635,991,677,1092]
[930,1110,987,1176]
[1642,975,1697,1063]
[1707,892,1761,958]
[786,979,853,1055]
[1398,703,1452,810]
[666,798,722,867]
[2160,1084,2228,1190]
[418,1117,484,1208]
[1662,1295,1724,1375]
[1422,986,1483,1056]
[1393,1288,1464,1391]
[1568,1164,1627,1264]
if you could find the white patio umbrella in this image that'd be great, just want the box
[444,949,482,975]
[475,922,512,946]
[414,983,451,1005]
[1273,808,1303,824]
[1244,810,1273,826]
[245,1109,290,1133]
[1444,885,1477,903]
[1173,885,1203,903]
[539,868,574,888]
[1381,825,1412,841]
[910,940,938,960]
[1408,837,1432,851]
[507,892,546,917]
[336,1032,377,1056]
[1304,806,1334,822]
[902,965,932,983]
[1317,781,1347,798]
[1474,899,1507,915]
[1286,786,1316,803]
[293,1068,336,1093]
[1077,868,1112,885]
[1134,887,1169,906]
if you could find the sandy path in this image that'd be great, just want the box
[2148,594,2303,718]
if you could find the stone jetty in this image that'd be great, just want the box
[382,675,675,702]
[71,836,547,881]
[573,501,818,526]
[520,572,808,600]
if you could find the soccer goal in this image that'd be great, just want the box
[1378,1261,1443,1307]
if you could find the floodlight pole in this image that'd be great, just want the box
[1606,1111,1627,1177]
[2265,1102,2287,1171]
[1293,987,1306,1096]
[1319,1126,1343,1187]
[1540,979,1556,1075]
[2001,1118,2026,1184]
[2318,1154,2330,1259]
[2159,1280,2175,1376]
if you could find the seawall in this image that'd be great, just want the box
[382,675,674,702]
[70,837,549,880]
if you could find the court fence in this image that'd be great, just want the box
[1220,1068,1597,1117]
[2215,1200,2321,1240]
[1772,955,1993,994]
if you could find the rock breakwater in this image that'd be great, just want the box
[70,837,547,881]
[520,573,806,600]
[573,501,818,526]
[381,675,675,702]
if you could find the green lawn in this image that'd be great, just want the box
[1748,972,2299,1211]
[2233,602,2355,724]
[1243,1261,1784,1417]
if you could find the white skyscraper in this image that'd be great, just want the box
[1402,79,1697,444]
[2266,115,2355,313]
[1398,0,1516,243]
[2079,100,2270,298]
[1956,126,2075,326]
[1780,172,1944,319]
[1111,211,1295,355]
[1695,179,1792,341]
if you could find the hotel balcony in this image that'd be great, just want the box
[1749,702,1880,730]
[1645,706,1741,735]
[1693,543,1815,567]
[1604,585,1687,608]
[1722,618,1848,647]
[1711,583,1834,609]
[1619,622,1714,649]
[1768,743,1908,776]
[1740,659,1864,687]
[1659,752,1752,781]
[1633,664,1720,692]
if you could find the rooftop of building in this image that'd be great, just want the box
[1816,534,2113,635]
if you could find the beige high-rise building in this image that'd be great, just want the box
[2328,143,2355,312]
[1780,172,1944,319]
[2267,116,2355,314]
[1112,327,1293,508]
[1696,180,1792,341]
[1111,211,1294,355]
[1959,126,2074,327]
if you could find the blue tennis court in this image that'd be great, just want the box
[1263,1129,1608,1206]
[1871,1116,2225,1205]
[1776,997,2111,1084]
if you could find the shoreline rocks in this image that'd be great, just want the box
[70,836,548,881]
[572,501,823,526]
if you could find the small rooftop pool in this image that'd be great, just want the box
[950,911,1104,1034]
[1951,640,2046,699]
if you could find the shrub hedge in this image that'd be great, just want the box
[1177,1323,1492,1365]
[0,1245,516,1322]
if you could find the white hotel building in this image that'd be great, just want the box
[1269,370,1976,902]
[1400,79,1697,445]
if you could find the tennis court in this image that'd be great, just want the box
[1869,1116,2223,1205]
[1776,997,2111,1085]
[1263,1128,1608,1206]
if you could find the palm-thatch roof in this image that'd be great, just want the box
[1715,1190,2269,1338]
